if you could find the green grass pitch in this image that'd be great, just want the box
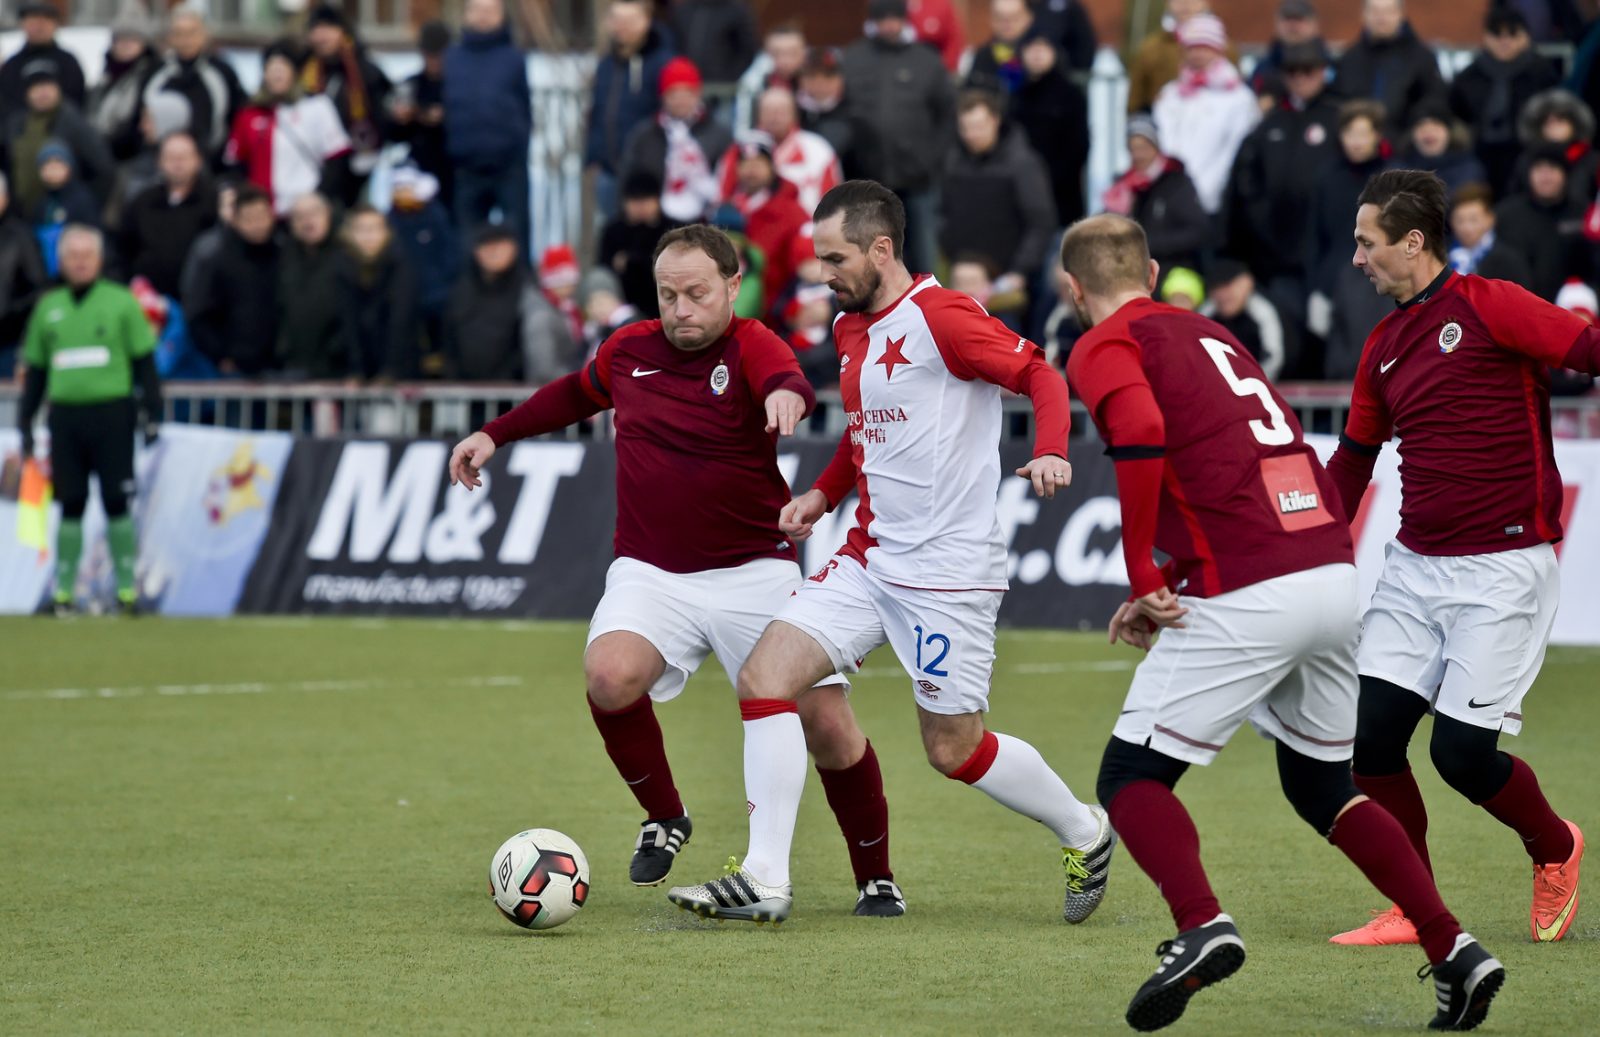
[2,617,1596,1035]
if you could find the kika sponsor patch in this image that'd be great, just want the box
[1259,454,1335,532]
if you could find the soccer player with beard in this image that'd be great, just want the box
[666,180,1113,926]
[1062,213,1503,1033]
[449,225,907,916]
[1325,169,1595,948]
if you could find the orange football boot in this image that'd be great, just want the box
[1531,820,1584,942]
[1329,904,1419,945]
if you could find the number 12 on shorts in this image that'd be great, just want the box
[913,625,951,677]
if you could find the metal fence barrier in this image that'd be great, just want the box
[4,383,1598,443]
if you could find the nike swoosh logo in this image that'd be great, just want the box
[1466,697,1498,709]
[1536,892,1578,940]
[632,367,662,377]
[856,833,886,848]
[624,774,652,786]
[1380,358,1398,373]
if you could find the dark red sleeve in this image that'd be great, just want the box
[1328,353,1389,524]
[1099,382,1168,598]
[481,340,613,446]
[1461,275,1600,370]
[812,428,857,510]
[738,319,818,414]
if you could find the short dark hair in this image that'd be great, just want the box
[1338,97,1386,132]
[813,179,905,261]
[1059,214,1151,296]
[1357,168,1449,261]
[653,224,740,279]
[1486,8,1529,36]
[234,183,272,211]
[957,89,1003,119]
[1450,182,1495,214]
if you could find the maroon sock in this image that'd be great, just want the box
[1330,800,1461,963]
[1106,780,1221,933]
[1478,754,1574,865]
[1354,767,1433,875]
[588,694,683,819]
[817,740,892,884]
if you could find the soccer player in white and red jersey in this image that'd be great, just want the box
[1062,213,1503,1033]
[449,226,907,917]
[666,180,1112,925]
[1325,169,1596,947]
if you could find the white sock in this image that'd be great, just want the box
[971,732,1103,849]
[740,710,806,887]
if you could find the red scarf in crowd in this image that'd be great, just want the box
[1102,156,1177,215]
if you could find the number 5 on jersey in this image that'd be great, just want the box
[1199,337,1294,446]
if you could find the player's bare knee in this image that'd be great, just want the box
[584,659,651,711]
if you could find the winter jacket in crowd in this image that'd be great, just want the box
[90,45,161,161]
[0,210,47,349]
[141,52,247,160]
[598,212,684,317]
[117,177,217,298]
[735,178,811,311]
[939,125,1058,278]
[621,111,731,220]
[185,228,282,375]
[1105,156,1212,276]
[799,94,881,183]
[1331,21,1446,134]
[1399,146,1488,196]
[1307,151,1393,379]
[1029,0,1098,74]
[1152,58,1260,214]
[388,202,459,320]
[337,246,418,379]
[586,23,675,175]
[669,0,757,87]
[443,23,532,172]
[278,236,346,379]
[1508,91,1600,208]
[1495,189,1590,302]
[391,69,451,203]
[0,41,86,111]
[3,102,117,213]
[840,30,954,192]
[1224,91,1341,282]
[300,38,393,174]
[1449,46,1560,195]
[1009,54,1089,226]
[1200,292,1289,381]
[443,266,529,381]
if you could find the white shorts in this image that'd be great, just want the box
[587,556,846,701]
[1114,564,1362,765]
[1358,541,1559,736]
[774,554,1002,716]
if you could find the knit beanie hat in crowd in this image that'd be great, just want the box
[1126,113,1160,148]
[1176,13,1228,51]
[1557,279,1598,323]
[540,244,581,289]
[660,56,702,94]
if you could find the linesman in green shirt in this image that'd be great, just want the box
[17,224,162,614]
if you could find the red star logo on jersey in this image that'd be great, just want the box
[876,336,910,381]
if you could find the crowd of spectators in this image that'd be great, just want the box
[2,0,1599,399]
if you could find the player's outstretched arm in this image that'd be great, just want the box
[449,432,496,490]
[765,388,808,436]
[779,489,830,542]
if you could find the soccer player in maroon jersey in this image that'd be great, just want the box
[1325,169,1596,948]
[1061,213,1504,1033]
[448,226,907,917]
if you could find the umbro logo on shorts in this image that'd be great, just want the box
[916,680,941,699]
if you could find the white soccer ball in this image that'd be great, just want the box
[488,829,590,930]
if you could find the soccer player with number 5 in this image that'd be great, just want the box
[1062,213,1502,1032]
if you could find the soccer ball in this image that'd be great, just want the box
[488,829,590,930]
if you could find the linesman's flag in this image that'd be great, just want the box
[17,458,51,556]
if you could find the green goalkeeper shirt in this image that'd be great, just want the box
[22,281,157,405]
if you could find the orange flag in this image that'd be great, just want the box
[17,458,51,556]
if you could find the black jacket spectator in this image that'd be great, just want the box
[390,23,452,207]
[141,53,246,162]
[1332,21,1445,134]
[278,235,345,379]
[841,29,954,193]
[939,119,1056,281]
[186,228,282,376]
[338,241,417,380]
[798,48,879,182]
[1009,40,1089,226]
[1225,90,1342,284]
[3,95,118,214]
[1449,35,1559,196]
[443,266,532,381]
[1509,90,1600,209]
[1030,0,1098,74]
[598,177,682,317]
[90,35,161,163]
[117,178,217,299]
[1307,144,1393,379]
[1495,154,1589,302]
[670,0,758,88]
[0,38,86,112]
[0,201,47,350]
[585,19,675,176]
[1129,161,1211,276]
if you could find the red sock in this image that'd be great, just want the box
[1478,754,1574,865]
[1330,800,1461,963]
[817,741,892,884]
[588,694,683,819]
[1106,780,1221,933]
[1354,767,1432,874]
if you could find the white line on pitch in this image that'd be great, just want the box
[1,674,525,702]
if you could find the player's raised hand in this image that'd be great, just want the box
[449,431,497,489]
[1016,454,1073,498]
[1108,600,1156,651]
[779,488,829,542]
[1133,587,1188,629]
[765,389,807,436]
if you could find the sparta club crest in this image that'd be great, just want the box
[1438,321,1463,353]
[709,362,730,395]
